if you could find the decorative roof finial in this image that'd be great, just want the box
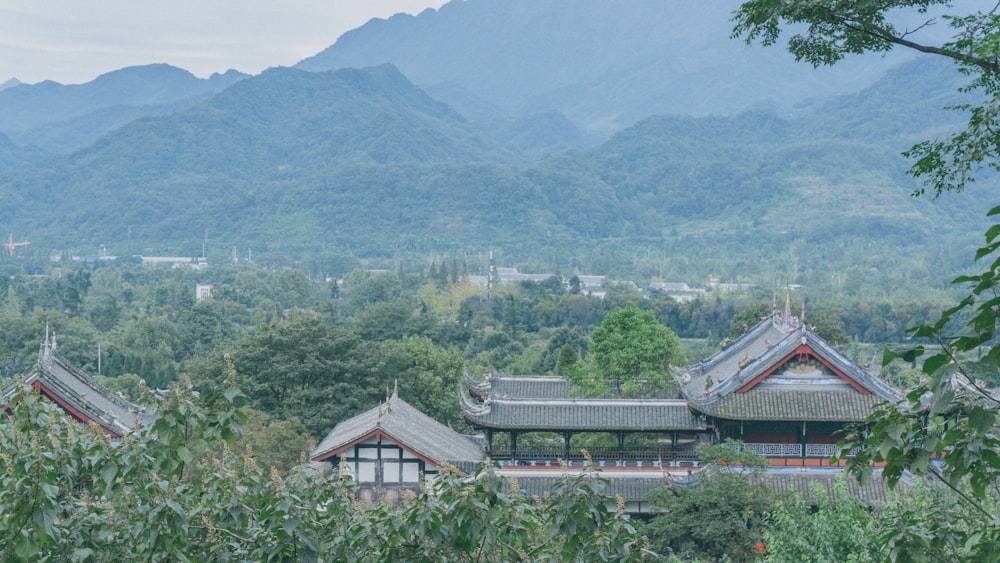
[783,284,792,326]
[800,298,806,324]
[39,322,55,369]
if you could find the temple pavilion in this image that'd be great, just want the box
[461,300,902,470]
[310,386,483,503]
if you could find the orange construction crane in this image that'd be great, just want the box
[3,234,29,256]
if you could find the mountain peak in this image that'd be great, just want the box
[0,78,23,91]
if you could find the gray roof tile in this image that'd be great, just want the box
[692,389,887,421]
[312,391,483,473]
[462,395,707,431]
[4,336,149,436]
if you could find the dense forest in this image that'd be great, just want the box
[0,254,985,561]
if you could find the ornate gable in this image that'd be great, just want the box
[735,343,870,394]
[683,316,901,422]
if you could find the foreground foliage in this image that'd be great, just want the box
[0,374,648,562]
[840,214,1000,562]
[643,440,774,561]
[762,478,883,563]
[735,1,1000,560]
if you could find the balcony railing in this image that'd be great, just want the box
[804,443,840,457]
[744,443,802,457]
[744,443,858,458]
[488,446,700,468]
[489,443,857,468]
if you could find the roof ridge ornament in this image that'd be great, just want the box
[783,284,792,327]
[39,322,55,370]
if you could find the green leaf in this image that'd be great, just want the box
[967,406,996,434]
[282,516,302,535]
[14,534,38,559]
[101,464,117,489]
[223,387,241,402]
[921,354,951,377]
[71,548,95,562]
[177,445,193,464]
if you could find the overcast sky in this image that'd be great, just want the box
[0,0,448,85]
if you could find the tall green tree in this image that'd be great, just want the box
[190,311,395,438]
[585,303,683,395]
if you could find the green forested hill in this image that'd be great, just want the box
[0,59,992,292]
[0,132,46,172]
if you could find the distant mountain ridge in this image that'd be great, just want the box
[298,0,918,134]
[0,64,247,153]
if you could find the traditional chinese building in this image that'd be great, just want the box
[682,311,901,466]
[458,300,904,509]
[2,329,149,439]
[462,298,900,469]
[310,387,483,503]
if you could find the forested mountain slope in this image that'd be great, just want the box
[0,57,991,291]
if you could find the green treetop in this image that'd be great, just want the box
[585,303,684,396]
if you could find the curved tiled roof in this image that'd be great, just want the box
[502,467,902,506]
[489,376,571,399]
[4,333,150,436]
[752,468,904,506]
[691,389,887,421]
[462,395,707,431]
[507,473,668,502]
[684,321,901,421]
[312,391,483,473]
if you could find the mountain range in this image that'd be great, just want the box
[0,64,247,153]
[298,0,922,134]
[0,0,992,291]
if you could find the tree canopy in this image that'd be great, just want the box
[584,303,684,395]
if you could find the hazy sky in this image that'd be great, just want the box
[0,0,448,85]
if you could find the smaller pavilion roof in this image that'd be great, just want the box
[461,386,706,432]
[312,388,483,473]
[488,375,572,399]
[751,468,904,506]
[506,471,668,502]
